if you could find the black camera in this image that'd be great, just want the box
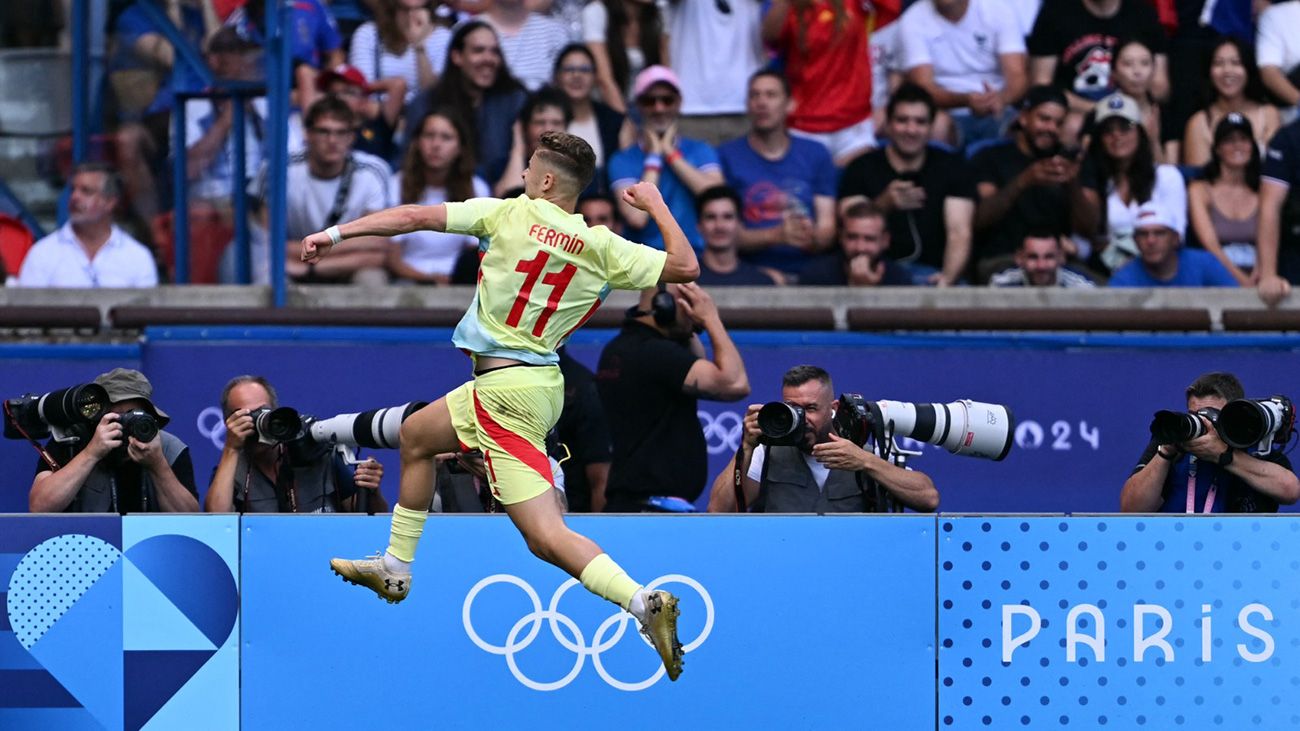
[1150,407,1220,444]
[1218,396,1295,454]
[756,402,806,446]
[3,383,110,443]
[249,406,303,445]
[117,409,159,443]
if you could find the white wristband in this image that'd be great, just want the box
[325,225,343,246]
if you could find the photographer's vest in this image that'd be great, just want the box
[231,451,341,513]
[758,445,871,514]
[71,431,187,513]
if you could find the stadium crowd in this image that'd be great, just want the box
[2,0,1299,299]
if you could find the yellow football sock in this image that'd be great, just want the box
[579,553,642,611]
[385,505,428,563]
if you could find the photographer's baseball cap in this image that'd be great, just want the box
[1021,85,1068,111]
[1094,92,1143,126]
[1133,201,1177,233]
[94,368,170,426]
[317,64,375,93]
[1213,111,1255,145]
[632,65,681,101]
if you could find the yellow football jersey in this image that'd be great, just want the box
[444,195,667,364]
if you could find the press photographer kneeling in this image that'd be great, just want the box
[1121,372,1300,514]
[21,369,199,513]
[707,366,941,513]
[206,376,389,513]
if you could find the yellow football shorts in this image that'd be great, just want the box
[445,364,563,505]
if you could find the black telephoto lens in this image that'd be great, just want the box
[253,407,302,444]
[1149,410,1205,444]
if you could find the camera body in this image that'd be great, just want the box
[3,384,110,443]
[118,410,159,443]
[248,406,303,445]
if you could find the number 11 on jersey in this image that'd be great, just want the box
[505,251,577,337]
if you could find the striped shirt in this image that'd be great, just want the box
[988,267,1096,288]
[484,13,570,91]
[347,21,453,103]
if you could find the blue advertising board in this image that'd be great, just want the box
[2,331,1299,514]
[0,515,240,731]
[938,516,1300,728]
[240,514,937,729]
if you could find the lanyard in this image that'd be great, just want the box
[1185,456,1217,514]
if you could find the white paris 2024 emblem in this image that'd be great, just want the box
[462,574,714,691]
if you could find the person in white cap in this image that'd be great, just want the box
[608,65,725,253]
[1085,91,1186,274]
[1108,201,1237,287]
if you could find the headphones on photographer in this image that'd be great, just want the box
[626,284,677,327]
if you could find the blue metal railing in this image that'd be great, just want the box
[68,0,291,299]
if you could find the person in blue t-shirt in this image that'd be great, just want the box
[609,65,724,251]
[225,0,344,112]
[1108,201,1238,287]
[695,186,783,286]
[717,70,837,276]
[1121,371,1299,514]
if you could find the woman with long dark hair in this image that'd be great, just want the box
[402,20,526,184]
[388,110,489,283]
[1181,36,1280,168]
[1086,92,1187,273]
[552,43,634,184]
[582,0,666,113]
[1187,113,1262,287]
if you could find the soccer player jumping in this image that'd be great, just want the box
[301,131,698,681]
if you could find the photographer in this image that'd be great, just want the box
[28,369,199,514]
[1121,372,1300,514]
[707,365,939,514]
[596,282,750,512]
[206,375,387,513]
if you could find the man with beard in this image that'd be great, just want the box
[836,83,975,286]
[695,186,784,286]
[707,365,939,513]
[717,70,836,277]
[988,230,1096,287]
[596,282,750,512]
[798,202,912,286]
[970,85,1100,281]
[609,66,725,252]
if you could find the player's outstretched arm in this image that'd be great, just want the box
[621,182,699,283]
[302,203,449,262]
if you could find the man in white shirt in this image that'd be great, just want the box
[247,95,391,284]
[667,0,766,147]
[16,163,159,288]
[899,0,1028,150]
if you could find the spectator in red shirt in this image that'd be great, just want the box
[761,0,876,166]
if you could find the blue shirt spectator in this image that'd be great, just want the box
[609,66,725,251]
[1109,249,1239,287]
[717,71,837,275]
[225,0,341,69]
[113,2,209,117]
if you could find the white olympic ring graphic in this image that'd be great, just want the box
[698,410,743,455]
[462,574,715,691]
[196,406,227,450]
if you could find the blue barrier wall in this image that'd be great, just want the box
[0,515,239,731]
[2,330,1299,514]
[4,514,1300,729]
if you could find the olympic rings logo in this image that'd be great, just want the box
[196,406,226,450]
[699,410,743,455]
[462,574,715,692]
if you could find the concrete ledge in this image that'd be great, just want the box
[0,285,1295,332]
[846,307,1212,331]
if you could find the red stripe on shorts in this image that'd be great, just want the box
[473,390,554,488]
